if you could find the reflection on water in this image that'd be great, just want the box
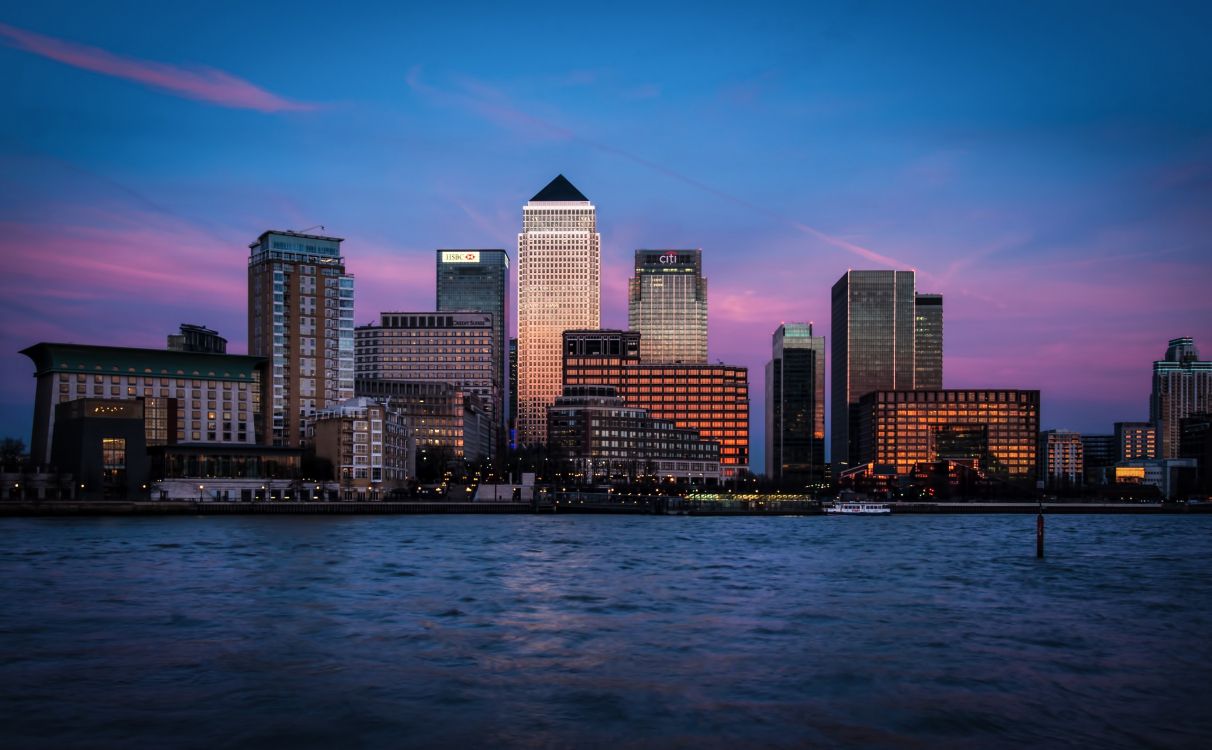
[1,515,1210,748]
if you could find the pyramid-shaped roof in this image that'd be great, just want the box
[531,174,588,202]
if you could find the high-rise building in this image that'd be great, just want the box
[547,385,722,484]
[167,324,227,354]
[313,397,413,499]
[1039,429,1084,490]
[355,379,492,461]
[765,323,825,485]
[831,271,943,467]
[854,389,1040,483]
[20,343,265,466]
[354,312,497,454]
[508,338,518,449]
[1151,337,1212,458]
[1114,421,1157,461]
[914,294,943,390]
[436,249,509,446]
[562,330,749,475]
[1081,433,1116,485]
[247,230,354,447]
[517,175,600,446]
[628,249,707,363]
[1179,414,1212,494]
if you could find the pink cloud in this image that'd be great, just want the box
[0,22,315,112]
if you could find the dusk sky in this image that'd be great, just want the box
[2,1,1210,469]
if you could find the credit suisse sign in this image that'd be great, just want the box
[442,251,481,263]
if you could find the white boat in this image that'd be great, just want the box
[825,502,891,515]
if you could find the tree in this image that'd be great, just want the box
[1,437,26,471]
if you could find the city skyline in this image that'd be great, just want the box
[2,3,1211,472]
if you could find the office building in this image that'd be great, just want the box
[628,249,707,363]
[1179,414,1212,494]
[854,389,1040,482]
[248,230,355,447]
[21,342,265,467]
[1082,433,1116,485]
[1151,337,1212,458]
[517,174,600,446]
[355,379,492,461]
[313,397,414,499]
[436,249,509,444]
[831,270,943,468]
[355,312,497,454]
[51,398,152,499]
[547,386,721,484]
[1114,421,1157,461]
[1039,429,1084,490]
[167,324,227,354]
[914,294,943,390]
[765,323,825,485]
[508,338,518,449]
[562,330,749,476]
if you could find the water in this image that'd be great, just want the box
[1,514,1210,748]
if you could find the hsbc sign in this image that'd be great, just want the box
[442,251,481,263]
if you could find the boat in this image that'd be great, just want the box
[825,502,891,515]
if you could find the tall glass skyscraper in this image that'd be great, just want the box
[628,249,707,363]
[517,175,600,446]
[436,248,509,453]
[831,270,942,468]
[765,323,825,485]
[1151,337,1212,458]
[248,230,354,447]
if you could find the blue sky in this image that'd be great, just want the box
[2,1,1211,468]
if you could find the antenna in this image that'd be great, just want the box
[294,224,326,234]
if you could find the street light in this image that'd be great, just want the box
[198,484,205,502]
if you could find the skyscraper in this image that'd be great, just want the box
[436,249,509,448]
[765,323,825,485]
[517,175,600,446]
[248,230,354,447]
[914,294,943,390]
[1151,337,1212,458]
[831,270,942,468]
[628,249,707,363]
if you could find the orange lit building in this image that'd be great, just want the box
[856,389,1040,483]
[562,330,749,476]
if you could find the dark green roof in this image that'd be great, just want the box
[531,174,588,202]
[20,343,265,381]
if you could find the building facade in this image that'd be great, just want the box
[831,270,943,469]
[21,343,265,467]
[1039,429,1084,490]
[547,386,721,484]
[855,389,1040,483]
[627,249,707,364]
[1151,337,1212,458]
[517,175,600,446]
[1081,433,1116,485]
[913,294,943,390]
[765,323,825,485]
[313,397,414,498]
[562,330,750,476]
[354,379,492,462]
[436,249,509,444]
[354,312,497,454]
[1114,421,1157,461]
[248,230,355,447]
[1179,414,1212,494]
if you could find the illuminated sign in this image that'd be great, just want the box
[442,251,481,263]
[659,253,678,264]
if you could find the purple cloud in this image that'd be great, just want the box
[0,22,315,112]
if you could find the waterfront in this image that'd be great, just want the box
[1,515,1210,748]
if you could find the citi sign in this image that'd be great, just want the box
[658,253,679,264]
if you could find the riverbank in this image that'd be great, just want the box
[2,499,1208,517]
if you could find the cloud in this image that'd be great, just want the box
[0,21,315,112]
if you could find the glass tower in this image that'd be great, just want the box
[628,249,707,363]
[832,270,948,469]
[248,230,354,447]
[1151,337,1212,458]
[436,249,509,454]
[517,175,600,446]
[765,323,825,485]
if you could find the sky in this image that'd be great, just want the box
[2,1,1210,470]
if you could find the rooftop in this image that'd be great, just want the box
[530,174,588,202]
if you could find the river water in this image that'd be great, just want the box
[1,514,1209,748]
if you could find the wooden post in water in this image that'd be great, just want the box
[1036,503,1045,559]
